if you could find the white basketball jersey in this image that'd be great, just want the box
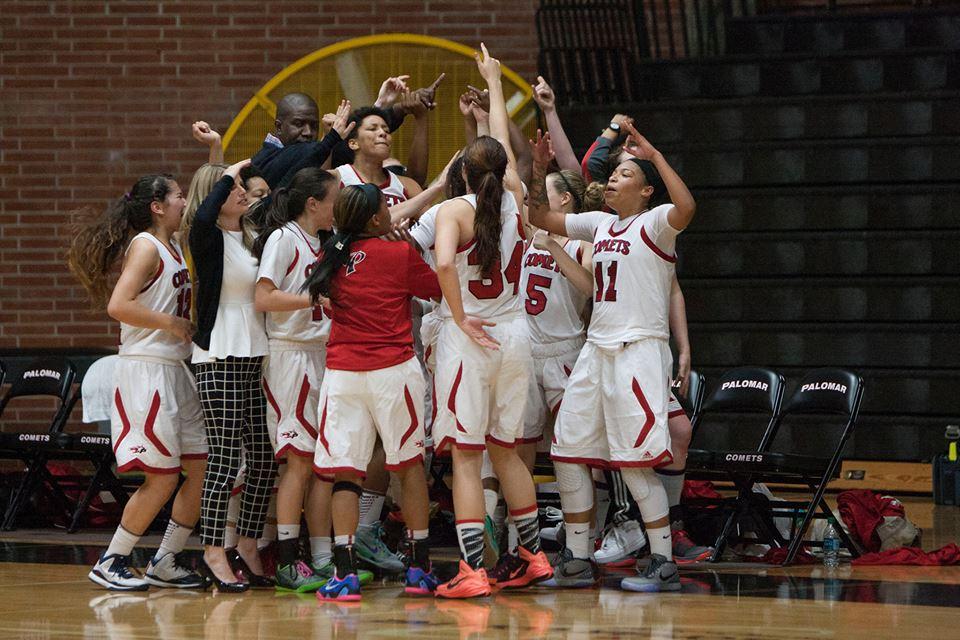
[439,192,525,320]
[409,202,440,269]
[520,240,588,344]
[118,232,192,360]
[565,205,680,348]
[336,164,408,207]
[256,222,331,343]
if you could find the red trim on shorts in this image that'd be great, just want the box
[434,436,454,457]
[275,444,314,460]
[313,464,367,478]
[668,409,686,419]
[550,453,610,469]
[455,442,486,451]
[607,214,641,238]
[113,389,132,454]
[317,399,331,455]
[181,453,208,460]
[455,519,485,525]
[631,378,655,449]
[448,363,466,433]
[640,226,677,263]
[263,379,282,422]
[399,385,420,449]
[143,391,171,457]
[295,374,318,439]
[609,450,674,469]
[384,453,424,471]
[509,504,538,518]
[139,261,164,294]
[485,435,516,449]
[117,460,181,475]
[516,436,543,444]
[284,247,300,276]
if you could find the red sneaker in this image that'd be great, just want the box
[493,547,553,590]
[435,560,492,599]
[672,528,713,564]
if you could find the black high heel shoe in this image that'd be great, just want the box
[198,558,250,593]
[226,548,275,589]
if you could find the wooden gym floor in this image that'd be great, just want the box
[0,497,958,639]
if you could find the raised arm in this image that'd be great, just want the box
[531,76,579,173]
[669,274,692,397]
[622,121,696,230]
[526,130,569,237]
[402,75,443,185]
[192,121,224,165]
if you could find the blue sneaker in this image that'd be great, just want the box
[317,573,361,601]
[404,565,440,596]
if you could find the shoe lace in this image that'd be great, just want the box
[170,555,194,577]
[110,555,137,579]
[542,506,564,523]
[601,524,625,550]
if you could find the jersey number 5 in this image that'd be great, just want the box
[524,273,552,316]
[467,241,524,300]
[594,261,619,302]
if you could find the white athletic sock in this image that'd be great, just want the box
[564,522,591,560]
[334,534,353,547]
[656,469,685,510]
[358,491,385,527]
[157,519,192,557]
[277,524,300,541]
[310,536,333,565]
[647,525,672,560]
[483,488,499,520]
[106,525,140,558]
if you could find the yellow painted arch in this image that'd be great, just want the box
[223,34,537,179]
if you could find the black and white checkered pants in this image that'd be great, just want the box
[195,356,277,547]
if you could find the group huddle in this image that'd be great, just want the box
[68,44,706,601]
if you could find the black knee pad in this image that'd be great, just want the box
[332,481,363,497]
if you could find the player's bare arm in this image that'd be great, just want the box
[108,238,192,342]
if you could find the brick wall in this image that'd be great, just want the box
[0,0,539,351]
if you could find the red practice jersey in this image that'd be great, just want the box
[325,238,441,371]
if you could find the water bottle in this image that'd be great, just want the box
[822,517,840,569]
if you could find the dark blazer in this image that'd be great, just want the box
[189,175,233,350]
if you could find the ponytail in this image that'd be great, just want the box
[302,183,382,304]
[462,136,508,278]
[68,174,173,308]
[251,167,336,260]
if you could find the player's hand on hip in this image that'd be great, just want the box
[458,316,500,350]
[166,316,194,343]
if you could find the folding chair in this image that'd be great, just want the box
[676,370,706,420]
[684,366,786,559]
[0,358,77,530]
[736,368,866,565]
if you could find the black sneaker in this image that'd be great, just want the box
[487,552,524,587]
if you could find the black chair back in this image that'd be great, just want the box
[690,367,785,452]
[0,358,77,428]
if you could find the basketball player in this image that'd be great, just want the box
[431,44,552,599]
[252,167,340,592]
[304,184,441,600]
[527,121,697,592]
[69,175,206,591]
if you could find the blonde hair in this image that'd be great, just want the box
[179,163,256,322]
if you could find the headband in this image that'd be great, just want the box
[628,158,667,204]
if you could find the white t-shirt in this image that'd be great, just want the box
[256,221,331,343]
[565,204,680,348]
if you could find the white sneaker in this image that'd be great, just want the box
[540,507,564,542]
[88,553,149,591]
[144,552,206,588]
[595,520,647,565]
